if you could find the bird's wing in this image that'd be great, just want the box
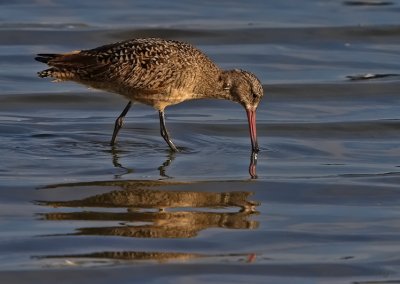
[36,38,208,90]
[79,38,196,89]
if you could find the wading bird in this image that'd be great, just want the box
[36,38,263,152]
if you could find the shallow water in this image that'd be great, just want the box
[1,0,400,283]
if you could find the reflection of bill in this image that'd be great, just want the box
[249,151,258,179]
[37,181,260,239]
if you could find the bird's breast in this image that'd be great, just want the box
[123,87,203,111]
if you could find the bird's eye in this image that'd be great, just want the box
[252,93,258,100]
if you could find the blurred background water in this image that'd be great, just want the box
[0,0,400,283]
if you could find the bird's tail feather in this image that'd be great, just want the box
[35,54,60,64]
[35,51,99,80]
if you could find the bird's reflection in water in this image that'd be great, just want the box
[109,146,134,178]
[37,251,257,265]
[37,180,260,239]
[41,209,258,238]
[109,144,258,179]
[249,151,258,179]
[36,152,260,263]
[157,152,175,179]
[110,146,176,179]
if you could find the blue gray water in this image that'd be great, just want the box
[1,1,400,283]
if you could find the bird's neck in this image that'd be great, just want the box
[194,70,233,101]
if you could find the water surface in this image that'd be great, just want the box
[1,1,400,283]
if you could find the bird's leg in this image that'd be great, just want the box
[110,101,132,146]
[159,110,179,152]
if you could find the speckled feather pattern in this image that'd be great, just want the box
[37,38,263,111]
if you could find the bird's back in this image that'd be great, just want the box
[36,38,221,103]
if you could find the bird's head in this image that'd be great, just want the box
[220,69,264,152]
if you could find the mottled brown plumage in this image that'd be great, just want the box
[36,38,263,152]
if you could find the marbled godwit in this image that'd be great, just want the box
[35,38,263,152]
